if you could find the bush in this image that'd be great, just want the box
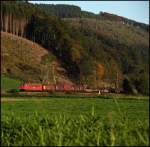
[7,89,20,93]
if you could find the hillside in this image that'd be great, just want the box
[64,18,149,71]
[37,4,149,32]
[1,2,149,95]
[1,32,70,84]
[63,18,149,94]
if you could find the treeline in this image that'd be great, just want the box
[37,4,82,18]
[36,4,100,19]
[37,4,149,32]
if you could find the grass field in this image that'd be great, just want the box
[1,75,22,92]
[1,96,149,146]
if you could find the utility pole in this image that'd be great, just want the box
[44,64,52,85]
[94,69,98,90]
[42,65,47,84]
[47,65,50,84]
[116,71,119,93]
[52,63,56,84]
[52,62,57,90]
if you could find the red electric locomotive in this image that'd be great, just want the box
[18,83,43,91]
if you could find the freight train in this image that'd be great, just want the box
[17,82,116,95]
[18,83,86,92]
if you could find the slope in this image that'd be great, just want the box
[1,31,69,84]
[62,18,149,94]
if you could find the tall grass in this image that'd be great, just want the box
[1,105,149,146]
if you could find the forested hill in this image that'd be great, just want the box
[37,4,149,32]
[1,1,149,95]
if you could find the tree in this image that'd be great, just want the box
[96,64,105,80]
[79,56,95,85]
[70,43,83,63]
[41,54,56,84]
[134,73,149,95]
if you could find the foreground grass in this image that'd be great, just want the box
[1,97,149,146]
[1,110,149,146]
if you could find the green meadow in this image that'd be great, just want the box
[1,75,22,92]
[1,96,149,146]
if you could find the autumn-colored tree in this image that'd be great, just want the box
[71,43,83,63]
[96,64,105,80]
[92,63,105,89]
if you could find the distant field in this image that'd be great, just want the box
[1,97,149,120]
[1,96,149,146]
